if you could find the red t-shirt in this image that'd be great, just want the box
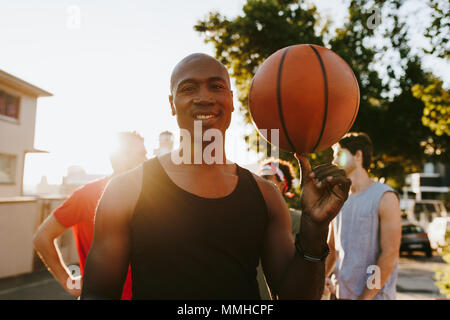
[53,177,133,300]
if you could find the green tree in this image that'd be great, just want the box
[195,0,324,125]
[412,79,450,137]
[423,0,449,59]
[374,0,450,187]
[194,0,449,195]
[195,0,326,208]
[435,235,450,298]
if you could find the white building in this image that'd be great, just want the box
[61,165,105,196]
[402,162,449,201]
[0,70,77,279]
[0,69,52,198]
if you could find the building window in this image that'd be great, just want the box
[0,154,16,184]
[0,89,20,120]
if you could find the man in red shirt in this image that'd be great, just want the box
[33,131,147,299]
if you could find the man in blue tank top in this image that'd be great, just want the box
[325,132,402,300]
[80,53,352,300]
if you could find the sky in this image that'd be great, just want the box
[0,0,446,186]
[1,0,258,185]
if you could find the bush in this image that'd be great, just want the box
[435,232,450,298]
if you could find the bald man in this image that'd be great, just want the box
[81,53,351,300]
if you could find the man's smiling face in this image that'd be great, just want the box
[169,53,234,136]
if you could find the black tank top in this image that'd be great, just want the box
[129,157,268,299]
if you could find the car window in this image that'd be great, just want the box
[436,203,447,217]
[402,225,424,234]
[414,204,425,221]
[414,203,425,213]
[414,203,440,222]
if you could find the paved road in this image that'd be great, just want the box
[0,268,73,300]
[0,253,448,300]
[396,251,447,300]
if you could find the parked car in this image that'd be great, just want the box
[400,199,448,249]
[400,223,432,257]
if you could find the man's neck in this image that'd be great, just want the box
[347,167,373,195]
[188,138,230,168]
[166,148,234,173]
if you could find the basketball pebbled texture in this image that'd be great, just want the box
[249,44,360,154]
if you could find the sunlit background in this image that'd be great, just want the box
[0,0,447,191]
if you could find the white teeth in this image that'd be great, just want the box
[195,114,215,120]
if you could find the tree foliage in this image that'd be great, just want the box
[195,0,325,209]
[412,79,450,137]
[194,0,449,196]
[195,0,324,125]
[423,0,449,59]
[435,233,450,298]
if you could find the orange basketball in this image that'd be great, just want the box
[249,44,360,153]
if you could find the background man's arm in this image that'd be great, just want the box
[358,192,402,300]
[325,222,337,277]
[33,215,80,297]
[81,167,142,299]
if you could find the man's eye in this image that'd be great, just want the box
[211,83,225,89]
[180,86,195,92]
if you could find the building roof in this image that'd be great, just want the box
[0,69,52,97]
[25,148,49,154]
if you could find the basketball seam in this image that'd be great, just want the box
[277,47,297,153]
[309,45,328,153]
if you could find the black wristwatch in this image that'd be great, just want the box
[295,233,330,263]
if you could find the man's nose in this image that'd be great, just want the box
[193,96,215,106]
[193,85,216,105]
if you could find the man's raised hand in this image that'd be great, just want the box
[295,153,351,227]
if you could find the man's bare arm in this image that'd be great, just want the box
[256,177,327,299]
[325,222,337,277]
[81,167,142,299]
[358,192,401,300]
[258,155,350,300]
[33,215,80,297]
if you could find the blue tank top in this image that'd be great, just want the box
[333,182,398,300]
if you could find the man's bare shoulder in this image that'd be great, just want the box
[250,172,289,218]
[380,190,399,201]
[109,164,143,189]
[378,190,401,218]
[251,172,279,197]
[98,164,144,220]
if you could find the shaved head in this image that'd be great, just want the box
[168,52,234,135]
[170,53,230,95]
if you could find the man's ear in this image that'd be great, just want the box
[169,95,176,116]
[230,90,234,112]
[355,150,363,164]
